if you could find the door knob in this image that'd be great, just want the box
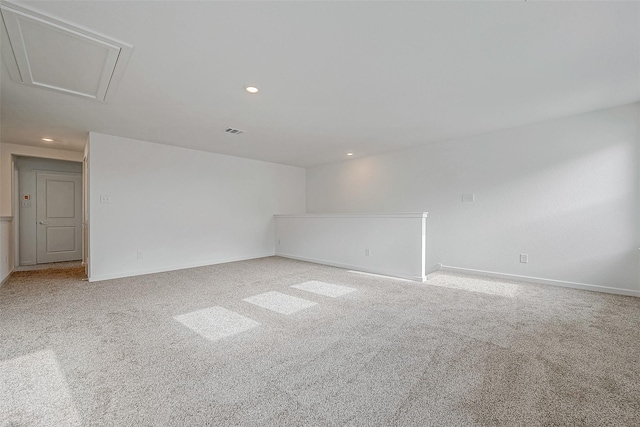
[38,221,48,225]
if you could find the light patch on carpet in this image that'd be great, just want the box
[0,349,82,426]
[292,281,356,298]
[348,270,413,282]
[173,306,260,341]
[428,275,524,298]
[243,291,317,315]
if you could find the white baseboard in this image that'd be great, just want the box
[276,252,427,282]
[435,264,640,297]
[0,268,14,289]
[425,263,442,276]
[347,270,416,282]
[87,253,275,282]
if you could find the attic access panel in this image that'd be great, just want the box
[0,1,132,101]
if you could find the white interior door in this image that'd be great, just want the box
[36,172,82,264]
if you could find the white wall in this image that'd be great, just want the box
[275,213,427,281]
[307,103,640,294]
[637,104,640,287]
[87,133,306,281]
[0,217,13,286]
[0,142,10,285]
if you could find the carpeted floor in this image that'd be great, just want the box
[14,260,83,272]
[1,256,639,426]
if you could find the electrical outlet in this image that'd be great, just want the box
[100,195,112,204]
[277,239,281,245]
[462,193,475,202]
[520,253,528,263]
[137,251,143,259]
[3,254,7,263]
[365,248,370,256]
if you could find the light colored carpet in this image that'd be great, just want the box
[0,256,638,426]
[14,260,83,272]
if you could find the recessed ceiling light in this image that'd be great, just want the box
[244,86,259,94]
[347,152,354,156]
[41,138,53,142]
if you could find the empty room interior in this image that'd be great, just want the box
[1,0,639,425]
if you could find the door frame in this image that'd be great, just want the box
[83,155,88,276]
[12,155,85,268]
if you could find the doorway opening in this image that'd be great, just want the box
[14,156,84,270]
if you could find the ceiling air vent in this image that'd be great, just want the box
[225,128,245,135]
[0,0,133,102]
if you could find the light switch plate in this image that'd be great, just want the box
[462,193,475,202]
[100,195,111,203]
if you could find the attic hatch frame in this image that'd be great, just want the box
[0,0,133,102]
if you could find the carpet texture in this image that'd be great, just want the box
[14,260,83,272]
[0,256,639,426]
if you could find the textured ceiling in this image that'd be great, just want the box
[2,0,639,167]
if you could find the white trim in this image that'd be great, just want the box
[276,252,427,282]
[425,263,442,276]
[275,212,428,219]
[1,216,14,287]
[0,1,131,46]
[87,253,275,282]
[436,265,640,297]
[0,269,13,288]
[347,270,414,282]
[0,0,133,102]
